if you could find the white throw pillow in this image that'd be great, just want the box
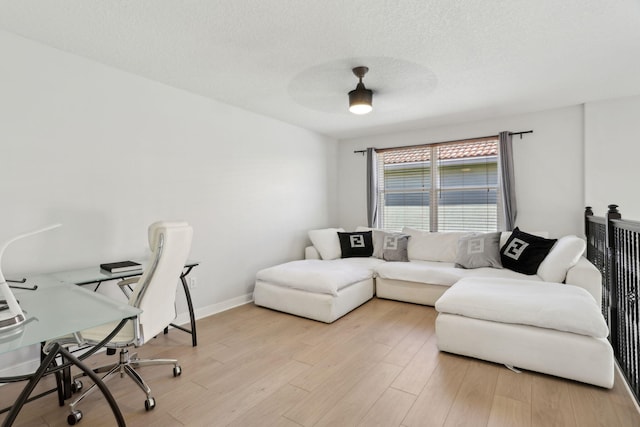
[537,235,586,283]
[308,228,345,260]
[356,226,386,259]
[402,227,468,262]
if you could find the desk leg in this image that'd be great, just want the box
[39,343,71,406]
[165,268,197,347]
[2,344,126,427]
[182,275,197,346]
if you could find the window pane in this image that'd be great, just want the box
[386,192,431,206]
[436,141,498,231]
[438,189,498,232]
[382,191,430,232]
[439,160,497,188]
[384,164,431,191]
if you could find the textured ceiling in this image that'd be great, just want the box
[1,0,640,139]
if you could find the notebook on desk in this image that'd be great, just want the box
[99,261,142,273]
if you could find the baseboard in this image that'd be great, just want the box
[172,293,253,326]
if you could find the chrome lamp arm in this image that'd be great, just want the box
[0,224,61,330]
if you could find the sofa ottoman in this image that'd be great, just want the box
[435,277,614,388]
[253,258,384,323]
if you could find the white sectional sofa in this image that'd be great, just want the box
[253,226,613,387]
[289,227,602,307]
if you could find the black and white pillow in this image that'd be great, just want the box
[338,231,374,258]
[500,228,557,275]
[455,232,502,269]
[374,231,410,262]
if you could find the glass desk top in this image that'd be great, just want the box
[48,259,199,285]
[0,275,140,355]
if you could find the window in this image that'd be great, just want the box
[376,137,501,232]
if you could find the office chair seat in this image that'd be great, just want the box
[77,320,136,345]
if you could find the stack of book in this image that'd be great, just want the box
[100,261,142,274]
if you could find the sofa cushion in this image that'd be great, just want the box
[256,258,383,296]
[455,232,503,269]
[537,235,586,283]
[376,258,541,287]
[435,277,609,338]
[376,260,466,286]
[338,231,374,258]
[500,228,557,275]
[308,228,345,260]
[458,265,543,282]
[402,228,468,262]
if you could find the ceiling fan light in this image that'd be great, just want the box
[348,66,373,115]
[349,102,373,115]
[348,85,373,115]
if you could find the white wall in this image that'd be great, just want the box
[0,30,337,321]
[337,106,585,238]
[585,95,640,219]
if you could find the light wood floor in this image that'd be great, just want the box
[1,298,639,426]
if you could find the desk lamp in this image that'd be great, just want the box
[0,223,61,330]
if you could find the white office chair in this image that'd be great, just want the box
[52,221,193,425]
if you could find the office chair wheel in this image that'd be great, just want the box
[145,397,156,411]
[173,365,182,377]
[71,379,83,393]
[67,410,82,425]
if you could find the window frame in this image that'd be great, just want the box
[375,137,503,232]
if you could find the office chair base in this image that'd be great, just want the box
[145,397,156,411]
[67,347,181,421]
[67,410,82,425]
[70,379,83,393]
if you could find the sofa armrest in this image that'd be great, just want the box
[305,246,321,260]
[565,257,602,307]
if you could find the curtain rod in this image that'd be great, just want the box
[353,130,533,154]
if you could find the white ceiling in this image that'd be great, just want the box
[1,0,640,139]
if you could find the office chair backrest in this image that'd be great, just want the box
[129,221,193,343]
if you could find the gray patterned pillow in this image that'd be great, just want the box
[374,231,410,262]
[455,232,503,269]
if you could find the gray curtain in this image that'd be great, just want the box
[499,131,517,230]
[366,148,378,228]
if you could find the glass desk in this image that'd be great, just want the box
[48,260,199,347]
[0,275,141,426]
